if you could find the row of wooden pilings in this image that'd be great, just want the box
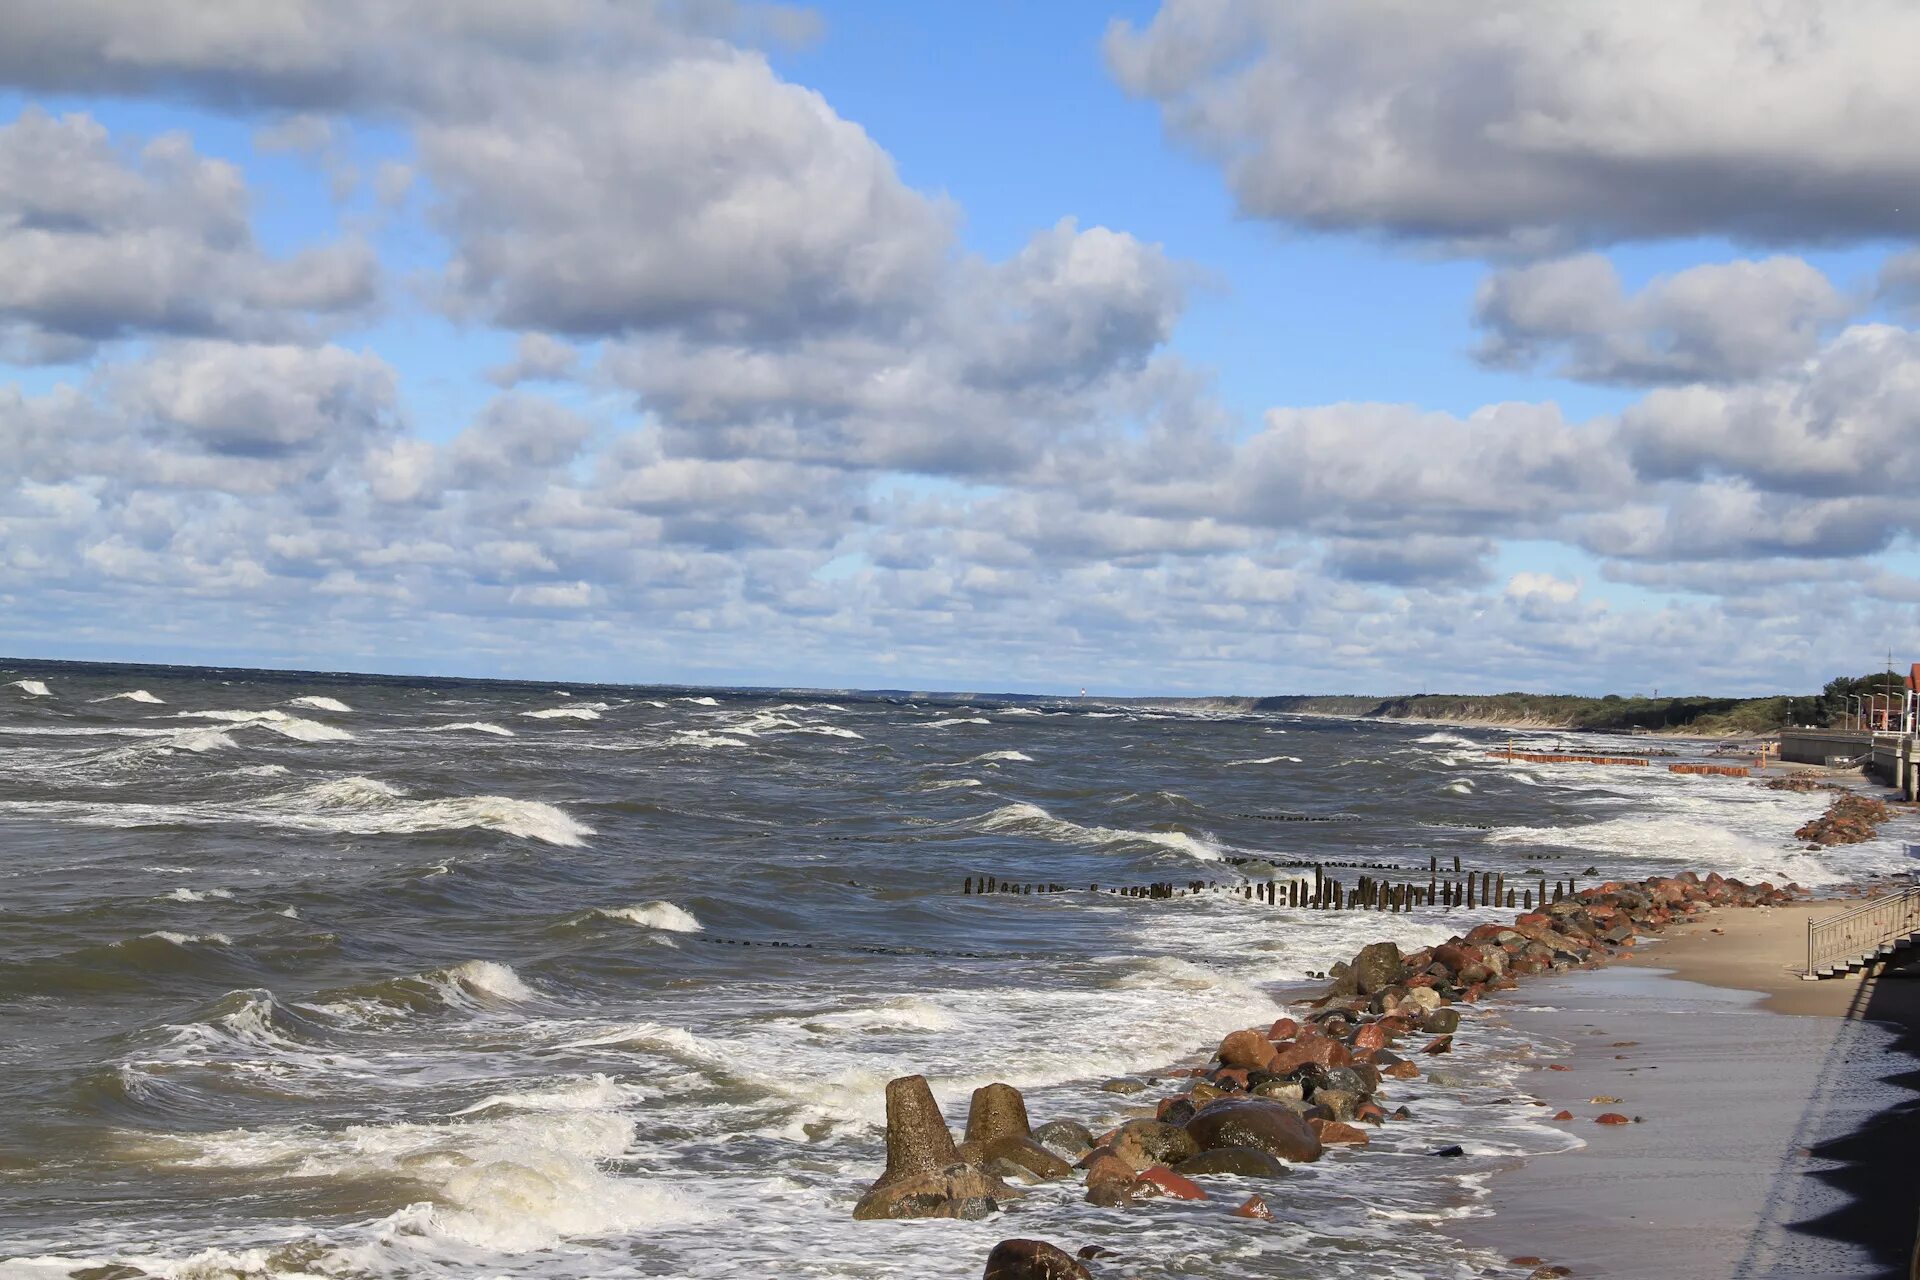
[962,857,1584,913]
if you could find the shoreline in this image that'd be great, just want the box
[1452,902,1920,1278]
[1264,707,1774,741]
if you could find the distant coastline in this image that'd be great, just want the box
[1126,692,1796,738]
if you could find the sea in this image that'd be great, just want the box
[0,661,1908,1280]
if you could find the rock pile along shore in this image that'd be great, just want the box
[850,869,1807,1278]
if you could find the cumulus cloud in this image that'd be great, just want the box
[608,216,1186,477]
[1474,255,1851,385]
[0,110,374,360]
[1107,0,1920,250]
[1614,325,1920,498]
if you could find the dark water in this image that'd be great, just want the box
[0,663,1886,1279]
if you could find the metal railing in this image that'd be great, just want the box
[1805,885,1920,977]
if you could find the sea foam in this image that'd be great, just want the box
[588,902,704,932]
[288,696,351,712]
[7,679,51,696]
[977,801,1226,862]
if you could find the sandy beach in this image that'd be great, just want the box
[1453,902,1920,1278]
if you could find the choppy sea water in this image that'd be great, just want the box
[0,663,1907,1280]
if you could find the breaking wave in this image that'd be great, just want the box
[968,750,1033,765]
[1225,755,1303,765]
[521,706,601,721]
[287,696,351,713]
[425,721,516,736]
[93,690,164,704]
[287,777,593,846]
[7,679,51,696]
[976,801,1226,861]
[580,901,703,932]
[173,710,352,742]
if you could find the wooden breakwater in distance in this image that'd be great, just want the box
[962,857,1584,914]
[1487,751,1651,767]
[1668,763,1752,778]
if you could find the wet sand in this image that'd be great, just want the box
[1453,902,1920,1278]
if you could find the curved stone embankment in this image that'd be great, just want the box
[850,870,1806,1279]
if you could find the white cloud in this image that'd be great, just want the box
[1474,254,1851,385]
[0,110,374,359]
[1107,0,1920,250]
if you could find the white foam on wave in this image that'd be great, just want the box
[1481,778,1890,885]
[159,1091,708,1255]
[1224,754,1303,765]
[728,712,864,740]
[925,716,989,728]
[1417,731,1480,747]
[425,721,516,737]
[1446,778,1476,795]
[162,888,234,903]
[668,730,751,750]
[433,959,538,1006]
[678,696,720,706]
[173,709,352,742]
[93,689,164,704]
[997,708,1044,716]
[452,1073,644,1117]
[588,901,703,933]
[967,750,1033,765]
[132,931,233,947]
[521,706,600,721]
[977,801,1226,862]
[919,777,983,790]
[288,696,351,713]
[88,726,240,766]
[291,777,594,846]
[0,778,592,847]
[7,679,51,697]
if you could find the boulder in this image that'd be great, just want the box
[1321,1065,1373,1097]
[1250,1079,1305,1102]
[1349,940,1406,994]
[1268,1038,1351,1074]
[1080,1148,1136,1207]
[1185,1098,1324,1164]
[983,1239,1093,1280]
[1309,1118,1370,1146]
[1156,1097,1196,1126]
[1310,1088,1359,1121]
[1130,1165,1208,1201]
[1031,1120,1095,1161]
[984,1136,1073,1183]
[1423,1007,1461,1035]
[1187,1081,1230,1108]
[1108,1119,1199,1171]
[1233,1194,1274,1220]
[1175,1146,1293,1179]
[966,1083,1034,1146]
[1218,1028,1276,1071]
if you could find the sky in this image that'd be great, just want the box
[2,1,1919,697]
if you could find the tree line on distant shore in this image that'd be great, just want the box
[1240,671,1911,735]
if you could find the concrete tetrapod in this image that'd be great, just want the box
[853,1075,1023,1220]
